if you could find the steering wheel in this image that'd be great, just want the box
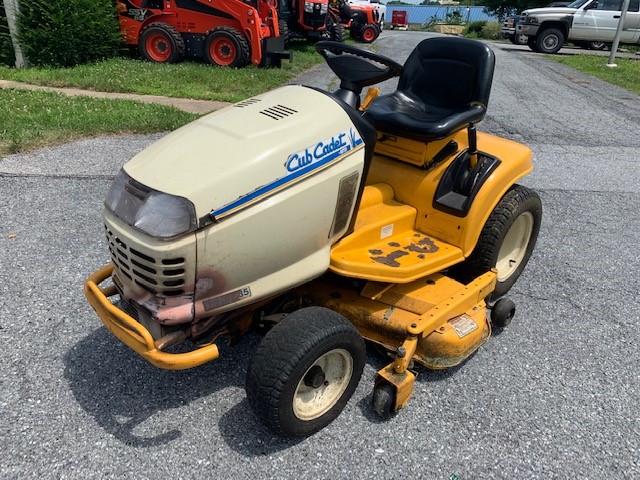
[315,41,403,98]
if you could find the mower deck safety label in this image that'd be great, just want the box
[449,315,478,338]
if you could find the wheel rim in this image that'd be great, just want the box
[591,41,605,49]
[496,212,534,282]
[516,34,528,44]
[209,37,236,66]
[363,27,375,42]
[293,348,353,421]
[543,34,559,50]
[146,33,171,62]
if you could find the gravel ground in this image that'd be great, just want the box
[1,32,639,479]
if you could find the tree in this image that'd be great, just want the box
[3,0,26,67]
[482,0,551,19]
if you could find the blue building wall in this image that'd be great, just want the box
[386,6,500,24]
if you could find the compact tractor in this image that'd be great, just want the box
[276,0,346,43]
[116,0,291,67]
[85,37,542,437]
[332,0,381,43]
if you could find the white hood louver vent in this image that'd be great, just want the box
[260,105,298,120]
[234,98,262,108]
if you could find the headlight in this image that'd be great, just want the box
[527,16,539,24]
[105,169,197,240]
[304,2,314,13]
[320,3,328,13]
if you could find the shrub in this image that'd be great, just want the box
[18,0,121,67]
[464,20,487,36]
[1,5,16,66]
[480,21,501,40]
[463,21,501,40]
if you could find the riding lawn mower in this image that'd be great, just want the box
[84,37,542,437]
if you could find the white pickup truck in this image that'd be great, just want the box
[348,0,386,28]
[516,0,640,53]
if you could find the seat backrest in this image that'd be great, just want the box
[398,37,495,111]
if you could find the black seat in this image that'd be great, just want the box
[366,37,495,142]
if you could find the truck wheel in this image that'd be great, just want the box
[246,307,366,437]
[359,24,380,43]
[139,22,185,63]
[536,27,565,54]
[588,41,607,50]
[514,34,529,45]
[527,36,539,52]
[204,27,250,67]
[448,185,542,298]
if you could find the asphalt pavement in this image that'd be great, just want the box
[1,31,639,479]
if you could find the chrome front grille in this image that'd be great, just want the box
[105,225,187,297]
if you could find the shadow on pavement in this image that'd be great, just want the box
[218,399,303,455]
[64,327,253,448]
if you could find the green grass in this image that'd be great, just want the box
[0,43,322,103]
[0,89,198,156]
[550,54,640,96]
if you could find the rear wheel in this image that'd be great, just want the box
[588,41,607,50]
[139,22,185,63]
[449,185,542,298]
[246,307,366,437]
[536,27,565,54]
[204,27,250,67]
[359,23,380,43]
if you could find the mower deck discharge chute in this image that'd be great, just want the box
[84,37,542,436]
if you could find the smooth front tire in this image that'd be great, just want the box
[246,307,366,437]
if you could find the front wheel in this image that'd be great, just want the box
[138,22,185,63]
[246,307,366,437]
[514,34,529,45]
[536,28,565,54]
[449,185,542,298]
[359,24,380,43]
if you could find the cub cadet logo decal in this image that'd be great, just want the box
[210,128,363,220]
[285,129,362,173]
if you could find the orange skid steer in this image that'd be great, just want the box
[116,0,291,67]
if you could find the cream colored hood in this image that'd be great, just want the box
[124,85,362,219]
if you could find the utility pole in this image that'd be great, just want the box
[606,0,631,68]
[3,0,27,67]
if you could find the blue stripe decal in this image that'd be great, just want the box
[211,130,363,219]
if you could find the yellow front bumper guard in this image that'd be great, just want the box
[83,264,219,370]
